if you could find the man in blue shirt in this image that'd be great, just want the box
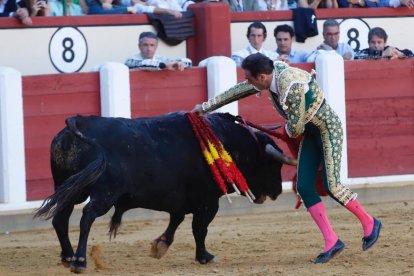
[273,24,309,64]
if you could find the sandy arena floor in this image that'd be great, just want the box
[0,200,413,276]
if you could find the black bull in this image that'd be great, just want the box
[35,112,295,273]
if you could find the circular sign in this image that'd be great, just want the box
[339,19,370,52]
[49,27,88,73]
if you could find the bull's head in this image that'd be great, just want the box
[250,143,297,204]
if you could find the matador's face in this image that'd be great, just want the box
[243,69,270,91]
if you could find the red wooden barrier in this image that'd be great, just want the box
[130,67,207,117]
[23,72,101,200]
[345,59,414,177]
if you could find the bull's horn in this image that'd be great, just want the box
[265,144,298,166]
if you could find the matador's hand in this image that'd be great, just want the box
[191,104,205,115]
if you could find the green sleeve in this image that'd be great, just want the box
[202,81,257,113]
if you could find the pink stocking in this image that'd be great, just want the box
[308,201,338,252]
[346,199,374,237]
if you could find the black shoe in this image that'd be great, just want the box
[362,217,382,251]
[314,239,345,264]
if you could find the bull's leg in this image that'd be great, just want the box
[52,205,75,267]
[71,200,113,273]
[191,201,219,264]
[151,213,185,259]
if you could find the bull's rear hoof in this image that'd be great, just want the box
[150,239,169,259]
[70,265,86,274]
[196,252,216,264]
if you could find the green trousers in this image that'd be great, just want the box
[296,103,357,208]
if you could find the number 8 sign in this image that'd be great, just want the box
[338,19,370,52]
[49,27,88,73]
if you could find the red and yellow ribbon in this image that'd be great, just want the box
[186,113,255,203]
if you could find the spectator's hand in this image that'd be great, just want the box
[401,0,414,8]
[32,0,48,16]
[16,8,32,25]
[191,104,205,115]
[127,6,137,13]
[277,55,291,65]
[170,10,182,18]
[383,46,403,59]
[317,43,333,50]
[343,52,353,60]
[166,62,185,71]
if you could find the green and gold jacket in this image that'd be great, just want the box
[201,61,324,138]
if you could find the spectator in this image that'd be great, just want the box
[0,0,17,17]
[231,21,279,66]
[264,0,289,9]
[49,0,85,15]
[355,27,413,60]
[307,19,354,62]
[147,0,196,10]
[125,31,192,70]
[87,0,182,16]
[222,0,266,11]
[12,0,49,25]
[348,0,414,7]
[274,24,309,64]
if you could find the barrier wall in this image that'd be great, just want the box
[345,59,414,177]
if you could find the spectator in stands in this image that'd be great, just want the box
[146,0,195,11]
[12,0,49,25]
[87,0,182,16]
[348,0,414,7]
[49,0,85,15]
[355,27,413,60]
[263,0,289,9]
[307,19,354,62]
[274,24,309,64]
[222,0,267,11]
[0,0,17,17]
[125,31,192,70]
[231,21,279,66]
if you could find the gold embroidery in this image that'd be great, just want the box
[311,103,357,205]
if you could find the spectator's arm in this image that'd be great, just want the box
[153,7,182,18]
[397,0,414,7]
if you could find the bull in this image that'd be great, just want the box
[35,112,295,273]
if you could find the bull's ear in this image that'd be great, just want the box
[265,144,297,166]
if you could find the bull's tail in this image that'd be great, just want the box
[34,117,106,220]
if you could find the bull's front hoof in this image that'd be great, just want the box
[196,252,216,264]
[61,255,73,268]
[150,239,169,259]
[70,257,87,274]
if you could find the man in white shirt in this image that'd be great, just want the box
[125,31,192,71]
[231,21,279,66]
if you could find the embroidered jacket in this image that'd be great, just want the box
[201,61,324,138]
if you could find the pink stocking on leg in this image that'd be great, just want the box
[345,199,374,237]
[308,201,338,252]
